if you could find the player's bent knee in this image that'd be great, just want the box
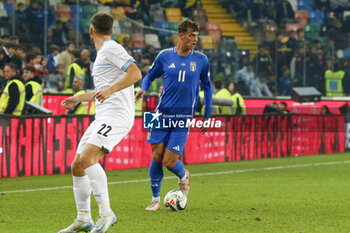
[163,158,177,169]
[71,157,85,176]
[151,152,163,163]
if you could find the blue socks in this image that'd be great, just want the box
[149,160,186,198]
[168,160,186,180]
[149,160,163,198]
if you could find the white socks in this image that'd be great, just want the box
[152,197,160,203]
[84,163,112,216]
[73,175,92,222]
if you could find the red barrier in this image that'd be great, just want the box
[0,114,345,177]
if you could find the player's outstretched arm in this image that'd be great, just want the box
[61,92,95,110]
[94,63,141,103]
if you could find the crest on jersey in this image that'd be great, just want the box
[190,62,196,72]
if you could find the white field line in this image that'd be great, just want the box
[2,160,350,194]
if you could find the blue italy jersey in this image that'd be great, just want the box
[141,47,213,119]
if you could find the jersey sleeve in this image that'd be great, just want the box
[107,44,135,72]
[200,55,213,119]
[141,52,164,91]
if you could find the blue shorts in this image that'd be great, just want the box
[147,127,189,155]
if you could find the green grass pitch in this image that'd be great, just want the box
[1,153,350,233]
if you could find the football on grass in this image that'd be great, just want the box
[164,189,187,211]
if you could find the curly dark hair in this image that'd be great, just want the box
[178,19,200,34]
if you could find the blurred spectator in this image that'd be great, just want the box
[325,60,345,96]
[234,63,255,95]
[276,43,292,76]
[342,59,350,96]
[321,105,332,115]
[52,20,67,47]
[65,21,83,46]
[23,65,43,105]
[25,0,40,42]
[68,76,88,114]
[251,0,273,24]
[296,28,308,49]
[279,102,289,114]
[267,70,278,94]
[253,44,273,76]
[0,68,5,94]
[263,102,281,114]
[37,1,56,35]
[81,49,94,90]
[1,43,16,69]
[58,41,75,73]
[141,53,152,77]
[54,64,65,75]
[278,66,294,95]
[15,45,27,69]
[145,45,156,62]
[16,3,27,23]
[315,0,330,11]
[228,82,246,115]
[26,52,41,75]
[325,38,335,58]
[122,36,131,49]
[0,63,25,115]
[306,45,324,92]
[14,3,28,44]
[268,32,284,56]
[10,45,24,70]
[294,44,306,82]
[238,55,249,70]
[327,20,349,50]
[58,77,73,94]
[40,57,50,75]
[287,30,298,55]
[251,72,273,97]
[65,49,85,89]
[46,27,55,49]
[297,28,305,41]
[275,0,295,24]
[1,35,10,44]
[45,45,60,72]
[10,36,20,45]
[213,80,232,115]
[132,50,142,67]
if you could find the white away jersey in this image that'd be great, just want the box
[92,40,135,128]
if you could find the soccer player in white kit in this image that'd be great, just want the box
[59,12,141,233]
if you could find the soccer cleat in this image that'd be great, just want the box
[145,201,161,211]
[91,212,117,233]
[178,169,190,196]
[58,219,94,233]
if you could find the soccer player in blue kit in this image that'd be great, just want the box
[135,19,213,210]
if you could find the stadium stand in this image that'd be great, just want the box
[165,8,182,22]
[0,0,347,98]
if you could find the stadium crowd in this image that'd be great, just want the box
[0,0,349,116]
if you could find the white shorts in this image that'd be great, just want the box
[76,118,130,154]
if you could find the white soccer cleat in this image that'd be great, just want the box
[91,212,117,233]
[178,169,190,196]
[58,219,94,233]
[145,201,161,211]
